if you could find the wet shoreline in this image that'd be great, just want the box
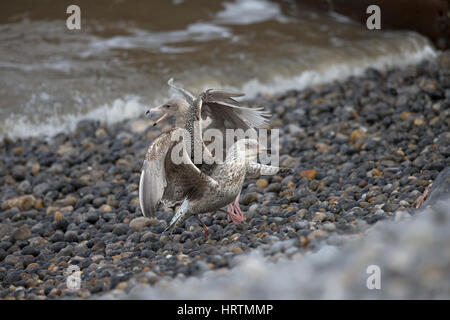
[0,58,449,299]
[0,0,438,140]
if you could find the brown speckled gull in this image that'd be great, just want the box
[143,79,291,223]
[164,138,264,237]
[140,79,292,237]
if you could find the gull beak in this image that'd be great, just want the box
[146,106,168,127]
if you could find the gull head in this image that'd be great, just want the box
[146,98,189,127]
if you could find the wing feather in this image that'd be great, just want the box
[202,89,270,130]
[168,78,195,102]
[167,78,271,130]
[139,128,219,217]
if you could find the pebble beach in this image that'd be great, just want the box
[0,58,449,299]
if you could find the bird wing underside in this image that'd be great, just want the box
[140,129,219,217]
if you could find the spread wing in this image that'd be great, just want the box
[139,128,219,217]
[139,132,172,217]
[201,88,270,130]
[168,78,196,102]
[167,78,271,131]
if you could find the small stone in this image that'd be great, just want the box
[312,212,326,222]
[116,159,131,167]
[349,129,365,143]
[100,204,112,212]
[50,230,64,242]
[18,180,32,194]
[21,245,39,257]
[48,264,58,271]
[34,199,44,210]
[33,183,51,196]
[141,232,158,242]
[308,230,329,240]
[116,282,128,290]
[241,192,260,205]
[86,212,99,224]
[129,217,156,231]
[92,242,105,251]
[231,247,243,253]
[300,169,317,180]
[49,288,61,296]
[231,233,241,241]
[315,142,332,153]
[26,262,39,270]
[53,212,64,222]
[399,200,409,206]
[95,128,107,138]
[59,195,77,206]
[64,231,78,243]
[266,183,281,193]
[2,195,36,211]
[256,179,269,189]
[358,180,368,188]
[413,117,425,126]
[53,218,69,231]
[372,169,383,177]
[297,209,307,218]
[322,222,336,232]
[74,244,89,257]
[294,221,308,230]
[12,146,24,154]
[0,249,6,262]
[11,165,26,180]
[13,225,32,241]
[31,164,40,175]
[113,224,129,236]
[400,111,412,120]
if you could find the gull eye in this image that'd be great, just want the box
[165,104,171,108]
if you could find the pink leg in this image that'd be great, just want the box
[414,186,431,209]
[220,205,242,224]
[195,215,210,239]
[232,190,246,223]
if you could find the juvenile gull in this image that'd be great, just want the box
[164,138,265,237]
[139,126,266,237]
[139,127,213,218]
[145,79,291,223]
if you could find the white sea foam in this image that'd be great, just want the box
[0,34,437,140]
[242,40,437,98]
[1,95,149,140]
[82,23,231,57]
[215,0,288,25]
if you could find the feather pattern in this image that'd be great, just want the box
[139,128,219,217]
[168,78,270,133]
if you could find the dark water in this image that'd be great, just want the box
[0,0,436,138]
